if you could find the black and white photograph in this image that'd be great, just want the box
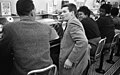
[0,0,120,75]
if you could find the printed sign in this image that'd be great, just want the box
[0,2,11,16]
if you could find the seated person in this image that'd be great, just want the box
[96,4,115,48]
[111,7,120,55]
[111,7,120,32]
[77,6,101,56]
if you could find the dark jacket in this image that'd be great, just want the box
[81,17,100,40]
[96,16,115,43]
[112,16,120,30]
[81,17,101,56]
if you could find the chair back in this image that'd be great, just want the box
[94,37,106,60]
[109,33,120,55]
[27,64,57,75]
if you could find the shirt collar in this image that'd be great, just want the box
[20,16,34,21]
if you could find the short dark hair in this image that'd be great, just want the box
[100,4,111,14]
[62,3,77,16]
[16,0,35,16]
[111,7,119,17]
[77,6,91,17]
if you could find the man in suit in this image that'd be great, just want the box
[0,0,58,75]
[59,3,90,75]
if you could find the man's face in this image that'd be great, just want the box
[78,11,87,21]
[61,7,72,21]
[99,8,106,17]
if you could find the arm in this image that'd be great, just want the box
[68,22,88,63]
[0,25,13,59]
[0,25,13,74]
[49,27,59,41]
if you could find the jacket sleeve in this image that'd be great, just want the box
[0,25,13,74]
[49,27,59,41]
[68,22,88,63]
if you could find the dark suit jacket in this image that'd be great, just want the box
[96,16,115,43]
[0,18,58,75]
[81,17,100,40]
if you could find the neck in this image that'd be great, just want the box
[69,15,75,21]
[20,16,35,21]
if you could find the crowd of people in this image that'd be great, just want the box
[0,0,120,75]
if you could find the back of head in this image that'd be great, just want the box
[62,3,77,16]
[77,6,91,17]
[111,7,119,17]
[100,4,111,14]
[16,0,35,16]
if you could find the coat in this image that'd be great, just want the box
[59,16,90,75]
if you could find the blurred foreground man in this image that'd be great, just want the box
[0,0,58,75]
[59,3,90,75]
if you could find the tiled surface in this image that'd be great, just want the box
[105,58,120,75]
[88,53,120,75]
[113,67,120,75]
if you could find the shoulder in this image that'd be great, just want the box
[97,16,109,23]
[114,17,120,21]
[3,22,15,30]
[69,18,82,26]
[99,16,107,20]
[82,18,94,23]
[68,18,85,31]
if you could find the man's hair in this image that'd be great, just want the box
[62,3,77,16]
[111,7,119,17]
[16,0,35,16]
[100,4,111,14]
[77,6,91,17]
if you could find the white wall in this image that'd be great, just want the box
[33,0,62,14]
[84,0,120,9]
[85,0,95,9]
[0,0,62,15]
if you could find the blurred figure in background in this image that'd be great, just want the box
[107,2,112,8]
[0,0,58,75]
[111,7,120,30]
[77,6,101,57]
[111,7,120,55]
[101,0,106,5]
[59,3,90,75]
[113,2,119,8]
[96,4,115,49]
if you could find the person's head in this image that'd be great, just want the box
[77,6,91,21]
[61,3,77,21]
[101,0,106,5]
[111,7,119,17]
[99,4,111,16]
[107,2,111,5]
[16,0,36,20]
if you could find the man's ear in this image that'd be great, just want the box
[29,11,33,17]
[30,12,33,16]
[71,11,75,16]
[71,11,74,14]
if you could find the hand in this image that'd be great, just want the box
[64,59,73,69]
[88,44,91,50]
